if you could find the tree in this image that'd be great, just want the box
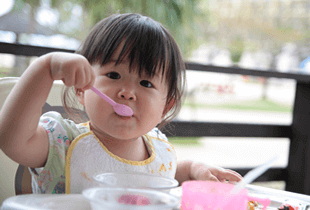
[204,0,310,59]
[17,0,208,58]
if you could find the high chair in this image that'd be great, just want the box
[0,77,71,197]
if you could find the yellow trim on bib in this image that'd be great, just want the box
[145,134,177,162]
[92,132,156,166]
[146,135,176,151]
[65,130,158,193]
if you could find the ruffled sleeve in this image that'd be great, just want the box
[29,111,87,194]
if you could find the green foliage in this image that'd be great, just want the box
[184,98,292,113]
[16,0,39,7]
[0,67,10,78]
[229,36,244,63]
[11,0,27,12]
[169,137,201,146]
[21,0,62,7]
[75,0,206,58]
[17,0,208,59]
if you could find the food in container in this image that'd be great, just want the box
[82,187,180,210]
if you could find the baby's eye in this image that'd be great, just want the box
[140,80,153,88]
[107,72,120,79]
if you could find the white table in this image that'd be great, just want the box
[246,184,310,203]
[1,185,310,210]
[0,194,91,210]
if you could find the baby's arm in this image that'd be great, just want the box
[0,52,95,168]
[175,160,243,185]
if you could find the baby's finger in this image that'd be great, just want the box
[198,169,220,182]
[205,174,220,182]
[217,169,242,182]
[75,68,86,89]
[225,169,243,180]
[62,70,76,87]
[82,66,90,88]
[83,64,94,89]
[82,66,96,90]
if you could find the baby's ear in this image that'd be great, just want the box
[76,88,85,106]
[162,97,175,118]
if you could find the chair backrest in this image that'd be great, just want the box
[0,77,66,109]
[15,165,33,195]
[0,77,70,195]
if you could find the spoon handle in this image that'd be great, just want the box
[91,86,116,106]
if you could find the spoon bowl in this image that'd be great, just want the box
[114,104,134,117]
[91,86,133,117]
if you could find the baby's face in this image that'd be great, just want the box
[78,40,169,141]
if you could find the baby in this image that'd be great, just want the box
[0,13,242,194]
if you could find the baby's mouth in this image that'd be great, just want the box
[115,112,133,119]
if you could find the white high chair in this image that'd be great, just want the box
[0,77,68,201]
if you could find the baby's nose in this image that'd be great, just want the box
[118,89,136,101]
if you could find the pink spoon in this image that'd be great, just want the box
[91,86,133,117]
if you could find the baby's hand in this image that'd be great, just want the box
[49,52,95,90]
[190,162,243,183]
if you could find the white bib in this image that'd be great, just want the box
[65,131,177,194]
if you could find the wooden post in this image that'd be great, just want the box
[287,82,310,194]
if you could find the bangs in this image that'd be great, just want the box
[114,27,168,79]
[78,14,169,79]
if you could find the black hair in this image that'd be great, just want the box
[63,13,186,129]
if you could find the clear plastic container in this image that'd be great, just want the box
[0,194,91,210]
[82,187,180,210]
[93,172,179,192]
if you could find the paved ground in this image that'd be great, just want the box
[173,136,289,168]
[177,108,292,125]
